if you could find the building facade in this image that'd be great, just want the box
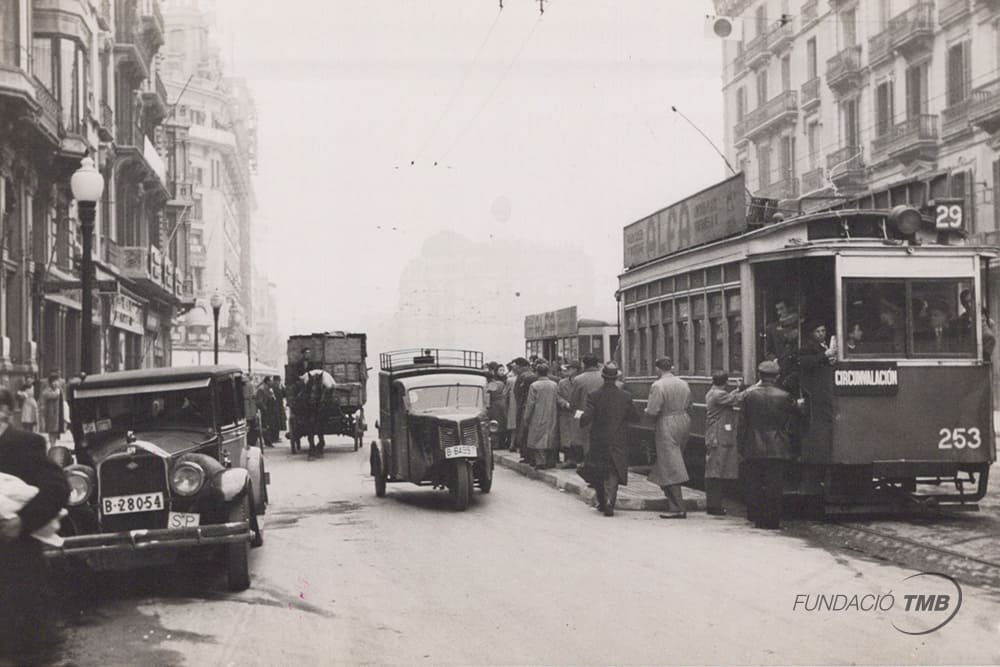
[160,0,267,367]
[0,0,191,389]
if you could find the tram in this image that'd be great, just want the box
[619,176,997,513]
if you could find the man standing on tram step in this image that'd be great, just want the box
[0,387,70,661]
[798,320,837,371]
[580,363,639,517]
[556,360,581,468]
[645,357,692,519]
[570,354,604,459]
[738,360,797,529]
[512,358,536,461]
[524,364,559,469]
[704,371,749,515]
[764,298,798,362]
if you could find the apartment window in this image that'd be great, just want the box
[32,39,53,91]
[736,87,746,121]
[807,121,821,169]
[755,4,767,37]
[756,70,768,107]
[877,0,892,28]
[193,166,203,185]
[806,38,818,80]
[842,97,860,147]
[781,55,791,92]
[779,135,795,181]
[0,1,18,67]
[875,80,895,137]
[947,41,971,108]
[841,9,857,48]
[906,62,928,117]
[758,142,772,188]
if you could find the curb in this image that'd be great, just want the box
[496,454,705,512]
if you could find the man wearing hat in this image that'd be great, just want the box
[645,357,692,519]
[512,358,537,460]
[580,363,639,516]
[738,360,798,529]
[556,360,581,468]
[799,320,837,371]
[570,354,604,460]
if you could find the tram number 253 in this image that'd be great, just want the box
[934,202,964,230]
[938,427,982,449]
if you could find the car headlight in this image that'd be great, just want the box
[170,461,205,496]
[488,420,499,433]
[66,466,95,506]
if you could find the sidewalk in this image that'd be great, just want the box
[495,450,706,512]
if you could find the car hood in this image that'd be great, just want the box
[87,428,216,462]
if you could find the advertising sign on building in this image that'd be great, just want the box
[623,173,746,268]
[524,306,578,340]
[111,293,144,335]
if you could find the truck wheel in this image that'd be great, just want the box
[226,495,252,591]
[451,462,472,511]
[372,444,387,498]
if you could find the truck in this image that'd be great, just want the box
[285,332,368,451]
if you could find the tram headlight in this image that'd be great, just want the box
[889,205,922,236]
[65,465,95,506]
[170,461,206,496]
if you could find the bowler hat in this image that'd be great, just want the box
[757,359,780,376]
[601,363,620,379]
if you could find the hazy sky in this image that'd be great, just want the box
[212,0,726,339]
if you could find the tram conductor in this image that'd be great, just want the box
[738,360,798,529]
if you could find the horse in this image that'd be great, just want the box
[299,370,332,458]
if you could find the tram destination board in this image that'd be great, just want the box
[623,173,746,268]
[832,362,899,396]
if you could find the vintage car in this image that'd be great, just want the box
[47,366,269,591]
[370,349,496,510]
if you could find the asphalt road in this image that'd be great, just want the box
[52,438,1000,666]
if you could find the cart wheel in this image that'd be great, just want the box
[225,495,252,591]
[451,461,472,511]
[478,453,494,494]
[371,443,387,498]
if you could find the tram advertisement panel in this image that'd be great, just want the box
[623,173,745,268]
[817,366,994,466]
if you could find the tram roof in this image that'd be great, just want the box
[620,208,1000,278]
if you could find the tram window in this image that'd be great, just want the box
[844,280,906,357]
[707,266,723,286]
[627,330,638,375]
[639,328,648,374]
[693,296,707,374]
[910,280,976,357]
[677,300,691,373]
[676,274,690,291]
[649,280,661,298]
[637,284,648,300]
[724,262,741,283]
[662,300,675,362]
[625,289,636,305]
[661,277,674,295]
[592,336,604,360]
[691,271,705,288]
[728,313,743,371]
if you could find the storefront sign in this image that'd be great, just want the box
[525,306,577,340]
[146,310,161,332]
[111,293,144,335]
[623,173,746,268]
[833,362,899,396]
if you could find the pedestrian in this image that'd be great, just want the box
[503,362,518,451]
[799,320,837,370]
[645,356,691,519]
[16,379,38,433]
[255,377,277,447]
[580,363,639,516]
[512,358,536,461]
[486,365,508,449]
[523,364,559,469]
[38,373,64,451]
[570,353,603,459]
[738,360,798,530]
[291,347,314,379]
[704,371,748,516]
[556,360,580,468]
[272,375,287,433]
[287,376,304,453]
[0,386,70,662]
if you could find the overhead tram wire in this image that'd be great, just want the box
[437,13,544,165]
[410,5,505,167]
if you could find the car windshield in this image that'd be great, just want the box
[74,387,215,433]
[407,385,483,412]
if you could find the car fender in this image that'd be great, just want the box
[215,468,251,503]
[371,438,391,476]
[246,447,267,515]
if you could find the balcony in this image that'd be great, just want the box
[826,145,866,190]
[101,237,122,272]
[871,114,939,163]
[142,72,169,124]
[802,0,819,29]
[826,45,864,95]
[767,21,794,54]
[32,78,61,143]
[734,90,798,142]
[939,0,971,26]
[97,101,114,142]
[869,30,892,68]
[969,79,1000,134]
[744,32,770,69]
[169,179,195,205]
[756,173,800,201]
[139,0,165,50]
[801,77,821,110]
[115,2,154,78]
[119,245,178,304]
[116,115,167,195]
[98,0,111,31]
[942,98,972,139]
[800,166,826,194]
[0,40,36,109]
[888,2,934,60]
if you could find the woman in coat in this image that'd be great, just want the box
[16,379,38,433]
[38,374,64,450]
[704,371,748,515]
[644,357,691,518]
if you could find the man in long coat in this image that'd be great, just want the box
[556,361,580,467]
[738,360,797,529]
[644,356,691,519]
[503,362,518,450]
[272,375,288,432]
[523,364,559,468]
[486,366,509,449]
[581,363,639,516]
[570,354,603,458]
[0,387,70,661]
[512,359,536,460]
[255,377,277,447]
[704,371,747,515]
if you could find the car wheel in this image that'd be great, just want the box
[249,500,264,548]
[226,494,252,592]
[451,461,472,511]
[372,443,387,498]
[478,453,494,494]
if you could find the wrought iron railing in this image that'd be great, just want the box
[826,145,864,175]
[801,77,820,106]
[826,45,863,85]
[871,114,938,158]
[888,1,935,50]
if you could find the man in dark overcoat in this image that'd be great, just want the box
[0,387,70,660]
[512,358,536,461]
[738,360,797,529]
[580,363,639,517]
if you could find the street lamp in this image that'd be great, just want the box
[70,156,105,375]
[210,291,223,365]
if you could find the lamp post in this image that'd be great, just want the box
[70,157,105,375]
[210,291,223,365]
